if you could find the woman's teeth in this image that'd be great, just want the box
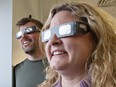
[53,51,67,56]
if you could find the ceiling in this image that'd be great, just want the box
[12,0,116,65]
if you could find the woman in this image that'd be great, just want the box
[39,2,116,87]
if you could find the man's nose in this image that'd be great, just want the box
[21,32,27,39]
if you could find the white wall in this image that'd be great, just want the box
[0,0,12,87]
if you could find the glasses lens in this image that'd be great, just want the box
[43,30,51,42]
[25,27,33,33]
[59,24,71,36]
[16,31,23,39]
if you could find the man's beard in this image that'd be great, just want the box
[23,45,35,54]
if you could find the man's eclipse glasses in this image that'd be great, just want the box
[16,26,40,39]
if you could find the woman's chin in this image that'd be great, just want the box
[50,62,60,70]
[50,62,67,71]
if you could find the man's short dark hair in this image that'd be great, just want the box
[16,18,43,29]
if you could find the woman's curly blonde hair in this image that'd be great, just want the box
[39,2,116,87]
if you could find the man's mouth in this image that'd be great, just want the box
[24,41,29,45]
[22,40,31,47]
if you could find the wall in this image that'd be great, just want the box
[0,0,12,87]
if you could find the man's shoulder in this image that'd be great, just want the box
[14,58,27,70]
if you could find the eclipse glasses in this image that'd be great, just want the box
[41,21,90,43]
[16,26,40,39]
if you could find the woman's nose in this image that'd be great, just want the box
[49,34,62,45]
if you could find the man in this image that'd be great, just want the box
[13,17,46,87]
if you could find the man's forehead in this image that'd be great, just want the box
[19,25,36,31]
[19,22,36,30]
